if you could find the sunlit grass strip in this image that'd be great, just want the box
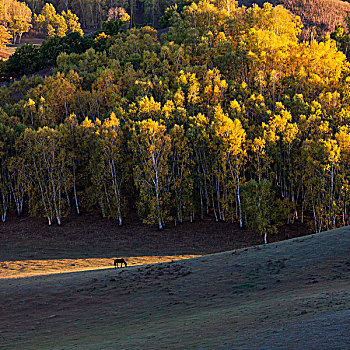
[0,255,201,279]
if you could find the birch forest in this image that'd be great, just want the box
[2,1,350,241]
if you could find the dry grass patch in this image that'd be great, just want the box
[284,0,350,34]
[0,255,201,279]
[240,0,350,35]
[0,48,12,60]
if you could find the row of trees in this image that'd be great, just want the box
[34,3,83,37]
[0,5,131,79]
[2,1,350,240]
[24,0,182,28]
[0,0,32,45]
[0,106,291,241]
[0,1,84,47]
[0,1,130,48]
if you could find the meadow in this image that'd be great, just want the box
[0,223,349,349]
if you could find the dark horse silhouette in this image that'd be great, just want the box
[114,258,127,269]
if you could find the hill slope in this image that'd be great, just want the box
[0,226,349,349]
[239,0,350,36]
[0,48,11,60]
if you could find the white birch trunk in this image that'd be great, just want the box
[72,164,80,215]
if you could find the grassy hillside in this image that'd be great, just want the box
[239,0,350,36]
[0,226,349,349]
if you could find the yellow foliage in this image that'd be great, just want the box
[252,137,266,155]
[162,100,175,118]
[138,96,161,116]
[323,139,340,164]
[212,105,246,157]
[174,88,185,108]
[82,117,94,129]
[230,100,241,114]
[94,32,110,42]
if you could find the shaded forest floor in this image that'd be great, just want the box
[0,210,309,278]
[0,226,349,349]
[0,211,310,262]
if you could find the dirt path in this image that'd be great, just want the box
[0,227,349,349]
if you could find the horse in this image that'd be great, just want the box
[114,258,127,269]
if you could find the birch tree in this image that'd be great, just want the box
[93,112,127,225]
[211,105,246,225]
[7,0,32,44]
[0,122,15,222]
[131,118,172,230]
[170,124,193,223]
[20,127,72,225]
[59,114,85,215]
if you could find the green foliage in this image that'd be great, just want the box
[102,20,123,36]
[5,44,41,77]
[242,180,276,235]
[2,31,91,80]
[331,23,350,59]
[159,1,193,28]
[39,31,90,66]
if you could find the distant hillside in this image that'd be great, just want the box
[239,0,350,36]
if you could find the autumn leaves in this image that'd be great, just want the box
[34,3,83,38]
[0,0,31,47]
[2,1,350,238]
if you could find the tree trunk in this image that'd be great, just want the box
[73,173,80,215]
